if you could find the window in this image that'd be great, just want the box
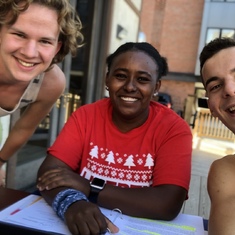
[221,29,235,38]
[211,0,235,2]
[206,28,235,44]
[206,29,220,43]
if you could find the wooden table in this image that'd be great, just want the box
[0,187,29,211]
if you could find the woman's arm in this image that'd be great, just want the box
[37,155,119,235]
[38,154,187,221]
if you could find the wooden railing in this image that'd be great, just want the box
[193,108,235,141]
[38,93,82,130]
[64,93,82,121]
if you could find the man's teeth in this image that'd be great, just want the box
[121,97,138,101]
[18,59,34,67]
[229,106,235,112]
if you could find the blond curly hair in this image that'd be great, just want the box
[0,0,83,68]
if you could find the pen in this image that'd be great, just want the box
[10,196,42,215]
[29,196,42,206]
[10,208,21,215]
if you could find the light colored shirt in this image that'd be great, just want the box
[0,73,44,117]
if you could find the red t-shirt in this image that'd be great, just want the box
[48,98,192,190]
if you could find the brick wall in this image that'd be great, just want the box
[161,0,204,73]
[159,79,195,113]
[140,0,166,50]
[140,0,204,114]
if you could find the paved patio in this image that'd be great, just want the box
[182,136,235,219]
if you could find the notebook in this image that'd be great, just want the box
[0,195,205,235]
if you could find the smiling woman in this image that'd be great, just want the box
[106,50,159,131]
[36,42,193,235]
[105,42,168,132]
[0,0,83,186]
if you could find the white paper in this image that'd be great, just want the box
[0,195,71,234]
[101,208,204,235]
[0,195,205,235]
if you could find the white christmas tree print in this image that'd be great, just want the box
[89,145,98,159]
[124,155,136,169]
[105,151,115,165]
[144,153,154,169]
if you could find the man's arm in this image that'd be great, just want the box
[208,155,235,235]
[0,165,5,186]
[0,65,65,163]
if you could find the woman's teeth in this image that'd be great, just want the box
[121,97,138,101]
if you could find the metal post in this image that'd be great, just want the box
[5,110,21,189]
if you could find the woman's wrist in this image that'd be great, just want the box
[52,189,89,220]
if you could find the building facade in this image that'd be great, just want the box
[140,0,235,119]
[4,0,235,190]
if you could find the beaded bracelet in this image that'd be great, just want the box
[52,188,88,220]
[0,157,7,163]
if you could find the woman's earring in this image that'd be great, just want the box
[105,86,109,91]
[153,92,158,97]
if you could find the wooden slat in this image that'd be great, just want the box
[194,108,235,141]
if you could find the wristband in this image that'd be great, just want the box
[52,189,88,220]
[0,157,7,163]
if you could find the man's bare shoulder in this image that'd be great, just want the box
[208,155,235,198]
[211,155,235,172]
[44,65,66,86]
[37,65,66,102]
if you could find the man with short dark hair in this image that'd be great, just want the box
[200,37,235,235]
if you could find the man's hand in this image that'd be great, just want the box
[64,200,119,235]
[0,166,6,187]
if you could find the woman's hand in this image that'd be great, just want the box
[65,200,119,235]
[37,167,89,194]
